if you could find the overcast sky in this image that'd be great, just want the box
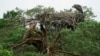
[0,0,100,21]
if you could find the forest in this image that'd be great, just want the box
[0,5,100,56]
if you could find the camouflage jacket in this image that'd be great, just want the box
[23,29,42,40]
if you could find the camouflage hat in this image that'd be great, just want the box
[29,21,37,25]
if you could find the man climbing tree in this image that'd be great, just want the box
[12,22,47,53]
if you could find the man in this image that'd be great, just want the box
[23,22,41,41]
[12,22,46,53]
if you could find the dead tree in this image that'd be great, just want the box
[12,24,80,56]
[12,33,80,56]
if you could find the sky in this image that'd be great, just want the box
[0,0,100,22]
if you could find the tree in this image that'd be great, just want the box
[25,5,44,18]
[25,5,55,18]
[15,7,24,20]
[3,10,18,19]
[3,7,24,20]
[83,6,96,20]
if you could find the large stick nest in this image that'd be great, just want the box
[35,4,85,31]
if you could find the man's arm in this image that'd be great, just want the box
[23,30,30,40]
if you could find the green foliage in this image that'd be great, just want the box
[83,6,96,20]
[0,19,8,29]
[23,52,38,56]
[26,5,44,17]
[0,22,26,48]
[3,8,24,20]
[25,5,55,18]
[0,45,13,56]
[0,45,3,50]
[3,10,18,19]
[59,20,100,56]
